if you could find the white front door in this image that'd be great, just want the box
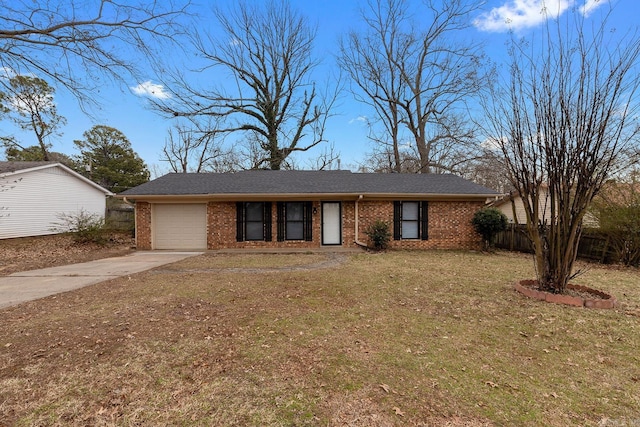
[322,202,341,245]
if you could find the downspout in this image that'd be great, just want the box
[354,195,369,248]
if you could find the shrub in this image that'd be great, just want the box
[365,220,391,251]
[472,207,508,251]
[52,209,108,245]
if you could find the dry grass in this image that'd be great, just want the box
[1,250,639,426]
[0,233,134,276]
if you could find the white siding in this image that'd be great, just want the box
[0,166,107,239]
[498,189,552,224]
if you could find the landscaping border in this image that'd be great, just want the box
[514,279,617,309]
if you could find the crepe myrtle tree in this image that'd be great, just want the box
[482,7,640,293]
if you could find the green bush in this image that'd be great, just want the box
[52,209,108,245]
[365,220,391,251]
[472,207,508,251]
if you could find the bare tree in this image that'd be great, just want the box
[460,149,511,194]
[0,0,189,108]
[155,0,335,170]
[482,7,640,293]
[162,119,236,173]
[339,0,485,174]
[1,75,66,160]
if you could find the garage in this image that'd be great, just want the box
[152,204,207,250]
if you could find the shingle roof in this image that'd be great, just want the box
[0,161,57,175]
[120,170,497,198]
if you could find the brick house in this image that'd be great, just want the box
[118,170,497,250]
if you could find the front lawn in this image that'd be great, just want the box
[1,251,638,426]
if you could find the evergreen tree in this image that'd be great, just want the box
[74,125,149,193]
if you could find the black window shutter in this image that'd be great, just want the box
[421,201,429,240]
[393,201,402,240]
[236,202,244,242]
[264,202,272,241]
[304,202,313,241]
[276,202,285,242]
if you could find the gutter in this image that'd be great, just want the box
[114,192,497,202]
[354,194,369,249]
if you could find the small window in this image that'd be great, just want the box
[277,201,313,242]
[393,201,428,240]
[236,202,272,242]
[245,202,265,240]
[285,202,304,240]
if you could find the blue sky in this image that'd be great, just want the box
[2,0,636,176]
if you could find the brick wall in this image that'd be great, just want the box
[135,201,152,250]
[134,198,484,251]
[208,201,324,250]
[354,200,484,250]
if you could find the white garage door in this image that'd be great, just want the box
[153,204,207,250]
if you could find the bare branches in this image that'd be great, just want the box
[0,0,190,109]
[482,7,640,292]
[155,1,333,170]
[161,118,235,173]
[339,0,486,173]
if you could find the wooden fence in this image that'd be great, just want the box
[105,204,134,231]
[494,225,616,263]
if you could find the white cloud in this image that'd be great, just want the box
[580,0,605,17]
[473,0,606,33]
[348,116,368,125]
[10,93,54,113]
[0,67,16,80]
[131,81,171,99]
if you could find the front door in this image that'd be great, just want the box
[322,202,342,245]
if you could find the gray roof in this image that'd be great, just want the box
[120,170,497,198]
[0,161,57,175]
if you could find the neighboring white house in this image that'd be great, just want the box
[490,185,598,227]
[490,187,552,225]
[0,161,112,239]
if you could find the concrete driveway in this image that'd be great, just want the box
[0,251,202,309]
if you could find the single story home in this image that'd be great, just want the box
[119,170,498,251]
[0,161,112,239]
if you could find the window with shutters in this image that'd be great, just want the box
[393,201,429,240]
[236,202,272,241]
[285,202,304,240]
[277,201,313,241]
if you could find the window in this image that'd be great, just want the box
[236,202,272,241]
[285,202,304,240]
[277,202,313,241]
[393,201,428,240]
[401,202,420,239]
[245,202,265,240]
